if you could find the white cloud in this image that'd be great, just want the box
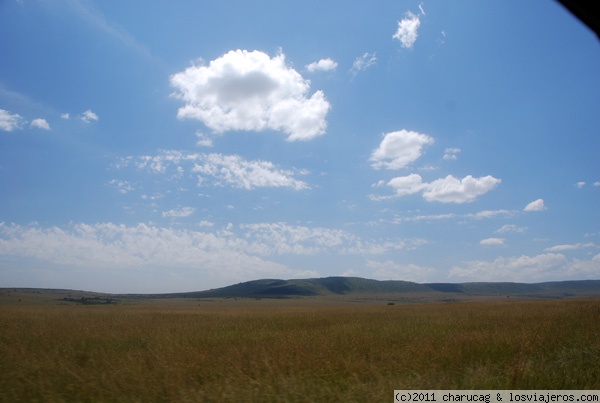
[293,269,321,278]
[30,118,50,130]
[120,150,310,191]
[130,150,191,174]
[162,207,195,218]
[170,49,331,141]
[524,198,546,212]
[0,221,428,292]
[437,30,447,45]
[569,253,600,279]
[424,175,501,203]
[239,222,425,256]
[61,113,70,119]
[367,260,437,283]
[353,238,427,255]
[468,210,517,219]
[198,220,214,228]
[0,109,23,131]
[108,179,134,194]
[195,131,214,147]
[0,222,290,293]
[377,174,500,203]
[594,182,600,187]
[443,148,461,160]
[576,181,586,188]
[449,253,600,282]
[351,52,377,75]
[240,222,355,255]
[544,243,596,252]
[192,153,309,190]
[80,109,99,123]
[393,11,421,49]
[306,58,338,72]
[370,130,434,170]
[386,174,426,196]
[141,193,163,201]
[340,269,361,277]
[480,238,505,246]
[392,213,456,223]
[391,210,518,224]
[496,224,527,234]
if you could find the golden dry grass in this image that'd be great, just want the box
[0,299,599,402]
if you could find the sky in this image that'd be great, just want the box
[1,0,599,293]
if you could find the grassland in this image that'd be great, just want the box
[1,298,599,402]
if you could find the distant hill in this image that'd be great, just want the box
[162,277,429,298]
[131,277,600,301]
[3,277,599,304]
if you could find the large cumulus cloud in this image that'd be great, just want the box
[170,49,331,141]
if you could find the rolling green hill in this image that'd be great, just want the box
[3,277,599,304]
[131,276,600,300]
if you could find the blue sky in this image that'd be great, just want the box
[1,0,599,293]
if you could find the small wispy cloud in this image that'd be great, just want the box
[0,109,23,132]
[367,260,437,283]
[437,30,447,45]
[30,118,50,130]
[162,207,195,218]
[109,179,134,194]
[80,109,99,123]
[480,238,505,246]
[496,224,527,234]
[392,213,456,223]
[544,243,596,252]
[524,199,546,212]
[195,131,214,147]
[443,148,461,160]
[370,130,434,170]
[306,58,338,73]
[393,11,421,49]
[468,210,517,220]
[391,210,519,224]
[350,52,377,76]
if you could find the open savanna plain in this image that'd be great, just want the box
[1,293,599,402]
